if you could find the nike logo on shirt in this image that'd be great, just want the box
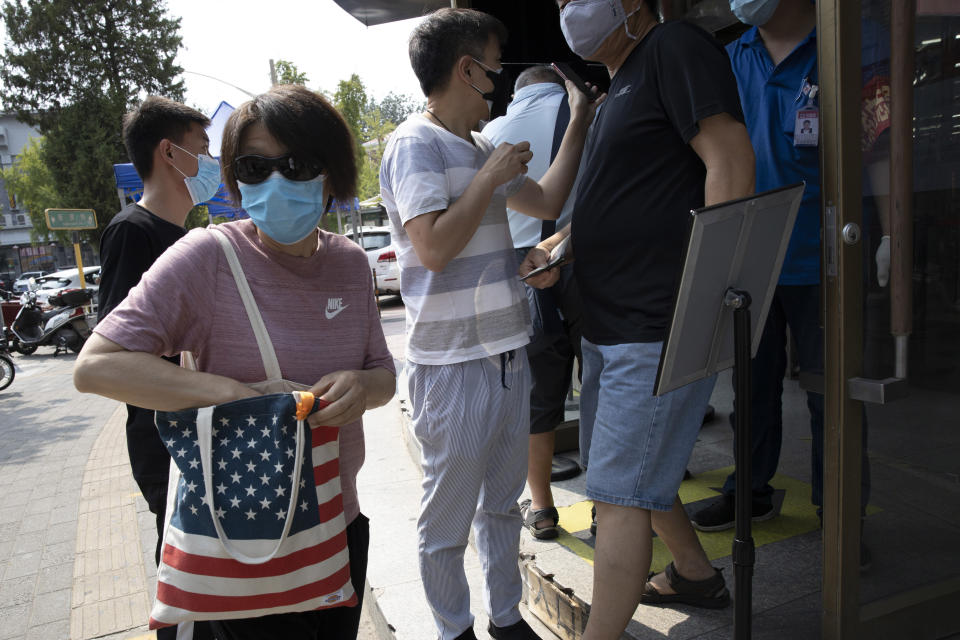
[325,297,349,320]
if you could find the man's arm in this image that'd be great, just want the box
[688,112,756,206]
[404,141,533,272]
[507,82,603,220]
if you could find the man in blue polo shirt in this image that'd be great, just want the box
[690,0,879,569]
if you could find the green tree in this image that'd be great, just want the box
[379,91,423,125]
[40,93,128,243]
[0,136,69,244]
[184,204,209,230]
[356,106,395,200]
[333,73,368,156]
[274,59,308,85]
[0,0,185,243]
[1,0,184,128]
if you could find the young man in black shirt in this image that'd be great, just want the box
[97,96,215,640]
[523,1,755,637]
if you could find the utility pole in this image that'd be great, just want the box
[269,59,277,86]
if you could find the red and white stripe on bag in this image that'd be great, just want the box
[149,408,357,627]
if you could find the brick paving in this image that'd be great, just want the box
[0,352,117,639]
[70,406,151,639]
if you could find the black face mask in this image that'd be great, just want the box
[470,58,511,116]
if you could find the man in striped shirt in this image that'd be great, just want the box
[379,8,600,640]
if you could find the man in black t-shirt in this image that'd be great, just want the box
[98,96,215,640]
[522,1,755,635]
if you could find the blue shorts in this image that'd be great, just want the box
[579,339,716,511]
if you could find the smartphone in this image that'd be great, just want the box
[551,62,596,102]
[520,236,571,281]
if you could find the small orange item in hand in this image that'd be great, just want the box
[293,391,315,421]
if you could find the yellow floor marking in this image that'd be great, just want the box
[123,634,156,640]
[555,466,880,571]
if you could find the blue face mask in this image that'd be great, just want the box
[238,173,327,245]
[729,0,781,26]
[170,142,222,205]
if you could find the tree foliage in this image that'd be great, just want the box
[333,73,368,158]
[0,0,184,128]
[185,204,209,230]
[0,0,185,244]
[0,136,69,243]
[274,59,308,86]
[41,93,128,243]
[328,75,424,200]
[378,91,423,126]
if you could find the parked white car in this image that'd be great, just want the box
[344,226,400,296]
[33,266,101,307]
[12,270,50,293]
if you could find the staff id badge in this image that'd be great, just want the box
[794,106,819,146]
[794,82,819,147]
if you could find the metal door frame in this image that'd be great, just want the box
[818,1,960,637]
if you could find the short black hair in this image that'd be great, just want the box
[514,65,564,92]
[122,96,210,180]
[220,84,357,207]
[409,8,508,97]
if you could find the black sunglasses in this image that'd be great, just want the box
[233,154,324,184]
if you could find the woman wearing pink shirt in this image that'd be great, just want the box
[75,84,396,639]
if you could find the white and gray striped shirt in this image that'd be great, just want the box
[380,115,531,365]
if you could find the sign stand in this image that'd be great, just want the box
[44,208,97,291]
[654,183,805,640]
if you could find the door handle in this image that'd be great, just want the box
[846,376,909,404]
[799,372,909,404]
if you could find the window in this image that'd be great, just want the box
[357,233,391,251]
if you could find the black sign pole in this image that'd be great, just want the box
[726,288,755,640]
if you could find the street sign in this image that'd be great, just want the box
[43,209,97,294]
[45,208,97,230]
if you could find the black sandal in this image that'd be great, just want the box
[640,561,730,609]
[520,499,559,540]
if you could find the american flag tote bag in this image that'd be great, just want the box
[149,390,356,628]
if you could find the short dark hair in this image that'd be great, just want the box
[122,96,210,180]
[220,84,357,207]
[514,65,564,92]
[409,8,508,97]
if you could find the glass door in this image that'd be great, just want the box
[819,0,960,637]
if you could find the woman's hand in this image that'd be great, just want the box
[308,370,370,427]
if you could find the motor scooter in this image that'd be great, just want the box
[10,288,95,356]
[0,320,14,390]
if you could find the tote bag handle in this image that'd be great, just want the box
[210,229,283,382]
[195,396,305,565]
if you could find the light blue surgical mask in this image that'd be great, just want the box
[729,0,781,26]
[238,173,327,245]
[560,0,641,61]
[170,142,222,205]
